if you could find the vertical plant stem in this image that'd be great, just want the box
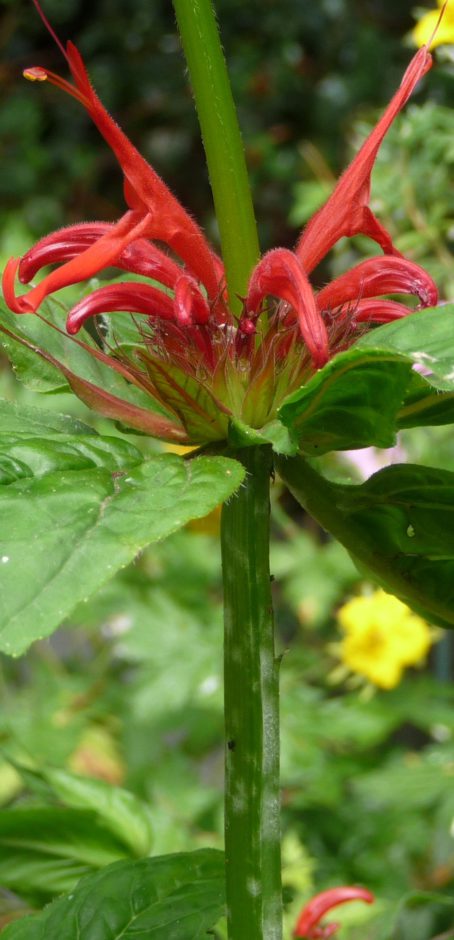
[172,0,260,313]
[221,445,282,940]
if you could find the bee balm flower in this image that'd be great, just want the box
[1,3,438,445]
[293,886,374,938]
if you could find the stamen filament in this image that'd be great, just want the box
[23,66,90,108]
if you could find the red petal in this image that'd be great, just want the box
[64,42,223,299]
[66,282,175,334]
[294,887,374,939]
[296,47,432,273]
[118,239,184,289]
[353,298,413,323]
[247,248,329,367]
[2,258,33,313]
[4,211,151,314]
[18,223,185,294]
[316,256,438,312]
[18,223,112,282]
[174,274,211,326]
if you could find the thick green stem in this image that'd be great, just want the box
[172,0,260,313]
[221,445,282,940]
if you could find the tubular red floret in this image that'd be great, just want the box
[317,256,438,313]
[174,274,211,326]
[62,42,223,299]
[296,47,432,273]
[246,248,329,368]
[18,223,112,283]
[66,282,175,334]
[2,258,34,313]
[18,222,187,295]
[294,887,375,939]
[4,211,153,315]
[352,298,414,323]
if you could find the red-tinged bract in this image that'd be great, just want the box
[293,886,375,939]
[1,9,439,445]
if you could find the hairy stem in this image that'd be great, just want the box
[172,0,260,313]
[221,445,282,940]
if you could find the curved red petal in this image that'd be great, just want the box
[294,887,374,939]
[18,223,112,283]
[353,298,413,323]
[296,47,432,273]
[317,256,438,313]
[174,274,211,326]
[2,258,34,313]
[64,42,223,299]
[118,240,183,289]
[66,282,175,334]
[9,211,151,314]
[247,248,329,367]
[19,223,187,298]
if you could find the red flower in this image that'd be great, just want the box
[1,3,438,444]
[293,886,375,939]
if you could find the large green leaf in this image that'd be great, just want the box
[10,764,152,859]
[355,305,454,428]
[0,300,149,408]
[278,348,412,455]
[0,807,130,900]
[356,305,454,389]
[0,402,244,654]
[1,849,225,940]
[277,455,454,628]
[1,296,170,407]
[396,371,454,429]
[0,399,142,484]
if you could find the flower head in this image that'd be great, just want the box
[293,886,374,938]
[1,4,439,445]
[336,589,434,689]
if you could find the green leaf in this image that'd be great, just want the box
[1,849,225,940]
[355,305,454,429]
[0,399,143,485]
[278,348,412,455]
[227,417,297,454]
[11,764,152,858]
[0,807,130,900]
[0,399,97,438]
[397,371,454,429]
[0,298,171,419]
[0,420,244,653]
[277,455,454,628]
[355,305,454,389]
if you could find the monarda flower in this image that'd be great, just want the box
[293,886,374,939]
[1,8,438,446]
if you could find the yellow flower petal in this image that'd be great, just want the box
[412,2,454,49]
[335,589,433,689]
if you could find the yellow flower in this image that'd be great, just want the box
[412,0,454,49]
[336,590,433,689]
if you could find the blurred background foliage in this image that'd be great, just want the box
[0,0,452,252]
[1,0,454,937]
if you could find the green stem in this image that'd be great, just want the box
[172,0,260,313]
[221,445,282,940]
